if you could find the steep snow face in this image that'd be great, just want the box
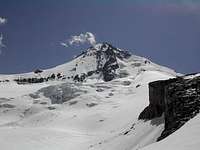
[0,43,179,150]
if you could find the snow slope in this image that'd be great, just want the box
[0,43,178,150]
[141,113,200,150]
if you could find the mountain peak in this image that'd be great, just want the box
[73,42,126,82]
[0,42,177,84]
[70,42,177,82]
[85,42,131,60]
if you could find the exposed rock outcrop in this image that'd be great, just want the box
[73,42,131,82]
[139,74,200,141]
[36,83,87,104]
[34,69,43,74]
[139,78,178,120]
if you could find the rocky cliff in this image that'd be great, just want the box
[139,73,200,141]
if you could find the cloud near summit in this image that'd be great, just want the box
[61,32,96,47]
[0,34,6,54]
[0,17,7,55]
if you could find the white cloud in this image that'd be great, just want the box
[61,32,97,47]
[60,42,68,47]
[0,34,6,54]
[0,17,7,55]
[0,17,7,25]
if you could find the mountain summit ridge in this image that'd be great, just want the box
[73,42,132,81]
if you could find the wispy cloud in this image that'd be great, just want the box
[0,34,6,54]
[0,17,7,55]
[0,17,7,25]
[60,42,68,48]
[61,32,97,47]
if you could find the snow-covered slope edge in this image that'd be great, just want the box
[0,71,175,150]
[141,113,200,150]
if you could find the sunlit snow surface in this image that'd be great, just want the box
[0,50,180,150]
[141,113,200,150]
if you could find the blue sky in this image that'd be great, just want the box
[0,0,200,74]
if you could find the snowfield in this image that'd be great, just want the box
[141,113,200,150]
[0,71,173,150]
[2,44,194,150]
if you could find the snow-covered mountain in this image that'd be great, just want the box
[0,42,176,83]
[0,43,199,150]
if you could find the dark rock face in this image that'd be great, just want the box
[14,72,66,84]
[73,73,87,82]
[139,74,200,141]
[96,43,130,81]
[158,76,200,141]
[0,80,9,83]
[34,69,43,74]
[139,78,178,120]
[139,80,166,120]
[73,42,131,82]
[101,46,119,81]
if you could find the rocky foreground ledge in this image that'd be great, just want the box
[139,73,200,141]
